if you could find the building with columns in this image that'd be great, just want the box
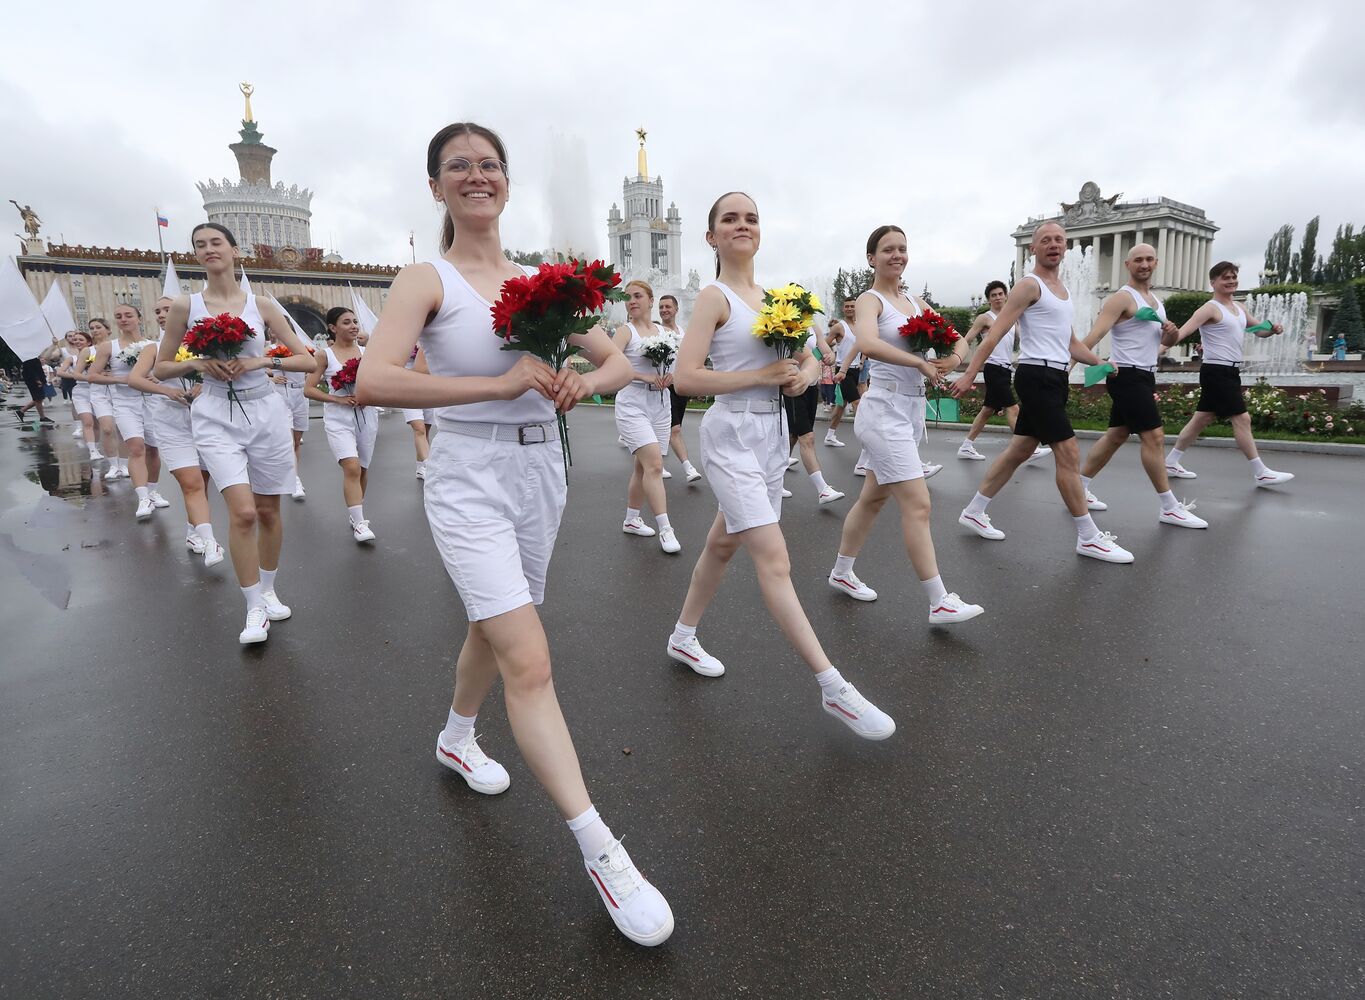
[1012,182,1218,294]
[606,129,683,286]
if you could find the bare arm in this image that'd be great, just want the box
[951,280,1040,396]
[253,298,318,372]
[613,325,652,385]
[1164,301,1221,348]
[85,342,115,384]
[671,285,796,397]
[154,297,233,381]
[1240,305,1283,337]
[303,350,344,405]
[850,293,938,375]
[129,343,190,403]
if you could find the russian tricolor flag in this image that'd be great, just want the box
[156,213,169,228]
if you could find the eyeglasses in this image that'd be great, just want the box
[439,156,508,179]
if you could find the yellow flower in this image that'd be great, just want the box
[768,286,794,305]
[175,345,202,363]
[808,293,824,313]
[768,301,800,326]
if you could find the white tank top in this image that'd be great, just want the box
[867,290,926,393]
[621,322,665,377]
[1199,300,1246,364]
[1110,286,1165,368]
[660,325,685,373]
[708,282,777,405]
[1017,274,1074,365]
[108,338,154,394]
[187,292,268,390]
[834,321,858,365]
[324,344,365,392]
[419,259,552,425]
[983,310,1016,368]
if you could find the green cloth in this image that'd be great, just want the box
[592,393,603,404]
[1246,321,1273,334]
[1133,306,1162,323]
[1084,362,1116,387]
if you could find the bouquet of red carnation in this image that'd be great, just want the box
[897,311,960,357]
[489,258,627,480]
[266,343,293,360]
[185,312,256,420]
[330,356,361,393]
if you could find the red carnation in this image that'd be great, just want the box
[898,311,960,355]
[330,356,361,392]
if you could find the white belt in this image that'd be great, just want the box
[1017,358,1068,370]
[870,378,927,397]
[1202,360,1242,368]
[716,398,782,414]
[438,419,557,445]
[1115,364,1157,373]
[202,382,276,401]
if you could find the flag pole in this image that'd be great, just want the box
[155,208,166,263]
[409,231,416,264]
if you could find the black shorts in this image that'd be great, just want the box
[1196,363,1247,418]
[22,358,47,401]
[1012,364,1074,444]
[840,366,862,403]
[60,377,76,400]
[668,386,690,427]
[982,362,1017,410]
[1106,367,1162,433]
[783,384,820,438]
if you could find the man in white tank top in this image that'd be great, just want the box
[1074,244,1207,528]
[950,221,1134,564]
[659,294,701,482]
[1162,260,1294,486]
[825,299,862,446]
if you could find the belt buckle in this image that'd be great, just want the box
[517,423,547,445]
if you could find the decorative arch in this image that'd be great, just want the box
[275,295,328,341]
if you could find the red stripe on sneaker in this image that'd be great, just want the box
[437,745,472,773]
[669,643,700,663]
[832,577,857,592]
[1080,541,1110,552]
[930,605,956,615]
[825,700,858,721]
[589,868,619,908]
[965,515,989,529]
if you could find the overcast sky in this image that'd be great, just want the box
[5,0,1361,303]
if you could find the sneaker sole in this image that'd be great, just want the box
[623,527,656,537]
[435,740,510,795]
[239,623,270,645]
[1165,468,1197,479]
[204,552,225,568]
[958,514,1004,540]
[1159,515,1208,529]
[1086,502,1108,511]
[265,608,292,622]
[818,493,845,505]
[929,605,984,624]
[821,701,895,740]
[1076,547,1134,564]
[1254,476,1294,487]
[828,578,877,602]
[957,453,985,461]
[666,644,724,677]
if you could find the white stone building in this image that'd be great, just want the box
[606,130,682,287]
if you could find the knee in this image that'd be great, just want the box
[865,494,890,514]
[638,450,663,474]
[127,440,145,459]
[755,550,792,582]
[503,649,553,694]
[255,505,279,530]
[229,506,258,532]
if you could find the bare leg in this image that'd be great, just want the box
[977,434,1038,497]
[222,483,261,587]
[254,494,283,572]
[1051,438,1088,516]
[797,432,819,474]
[1003,405,1019,431]
[828,404,846,431]
[451,620,503,717]
[835,474,893,558]
[633,445,667,516]
[1229,412,1259,460]
[126,437,149,487]
[1080,427,1129,479]
[340,457,364,507]
[170,465,211,525]
[669,425,690,466]
[79,412,97,446]
[1172,410,1215,453]
[737,524,834,674]
[145,446,161,486]
[678,512,742,627]
[964,405,997,443]
[890,478,939,581]
[409,420,431,462]
[1137,428,1170,491]
[291,430,303,470]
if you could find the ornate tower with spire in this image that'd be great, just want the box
[607,127,682,284]
[197,83,315,253]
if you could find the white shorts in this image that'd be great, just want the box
[112,387,148,442]
[424,426,567,622]
[401,407,435,426]
[193,387,294,494]
[699,403,787,534]
[278,383,310,433]
[614,383,671,455]
[91,385,114,420]
[148,394,203,472]
[854,385,926,485]
[323,403,378,468]
[72,383,93,416]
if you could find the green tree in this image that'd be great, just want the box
[1322,224,1363,283]
[831,266,873,311]
[1263,223,1293,282]
[1298,216,1319,284]
[505,249,545,266]
[1327,284,1365,353]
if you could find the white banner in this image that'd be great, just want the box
[0,256,54,361]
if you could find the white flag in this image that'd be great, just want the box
[240,266,251,294]
[41,280,78,338]
[162,257,181,299]
[269,295,311,342]
[0,256,53,361]
[349,283,380,335]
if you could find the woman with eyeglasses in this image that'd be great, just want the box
[356,123,673,947]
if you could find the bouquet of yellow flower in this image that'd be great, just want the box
[752,283,823,359]
[174,344,204,385]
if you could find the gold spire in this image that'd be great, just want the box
[240,82,256,123]
[635,126,648,179]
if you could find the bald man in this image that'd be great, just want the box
[1074,244,1207,528]
[950,221,1133,563]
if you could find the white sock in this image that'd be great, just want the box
[824,428,836,438]
[966,491,991,516]
[683,460,697,474]
[1158,490,1180,512]
[194,522,216,545]
[670,620,697,644]
[625,507,641,523]
[921,575,948,605]
[118,458,128,471]
[959,437,974,448]
[1080,475,1093,491]
[87,443,99,456]
[567,805,613,861]
[347,504,364,523]
[186,523,197,540]
[833,553,855,577]
[1167,447,1185,466]
[148,481,159,492]
[1074,513,1100,541]
[810,470,828,493]
[814,666,845,691]
[655,512,671,531]
[1249,457,1268,476]
[443,708,476,746]
[135,485,150,500]
[260,568,277,591]
[241,582,264,610]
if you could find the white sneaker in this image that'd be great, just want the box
[351,518,376,542]
[88,448,105,461]
[186,533,207,555]
[1076,531,1134,563]
[1159,499,1208,529]
[853,465,869,477]
[1165,462,1197,479]
[958,509,1005,540]
[416,462,426,480]
[1026,446,1053,465]
[820,680,895,740]
[780,487,793,498]
[817,486,845,505]
[666,635,724,677]
[623,516,656,537]
[958,442,986,461]
[618,435,628,448]
[921,462,942,480]
[786,456,800,469]
[660,468,672,480]
[135,497,154,519]
[104,466,121,481]
[658,527,681,554]
[204,541,226,568]
[261,589,292,621]
[1254,468,1295,487]
[71,426,84,439]
[929,593,984,624]
[113,464,129,479]
[239,606,270,644]
[584,838,674,947]
[435,730,510,795]
[148,489,170,509]
[824,433,846,447]
[292,477,307,501]
[684,465,702,483]
[828,570,877,601]
[1084,489,1108,511]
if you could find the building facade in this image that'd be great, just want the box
[606,130,682,286]
[1012,182,1218,294]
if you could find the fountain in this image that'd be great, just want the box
[1020,245,1100,379]
[1242,292,1310,375]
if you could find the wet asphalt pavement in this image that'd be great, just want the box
[1,393,1362,999]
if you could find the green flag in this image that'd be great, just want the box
[1134,306,1162,323]
[1246,321,1273,334]
[1084,362,1116,387]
